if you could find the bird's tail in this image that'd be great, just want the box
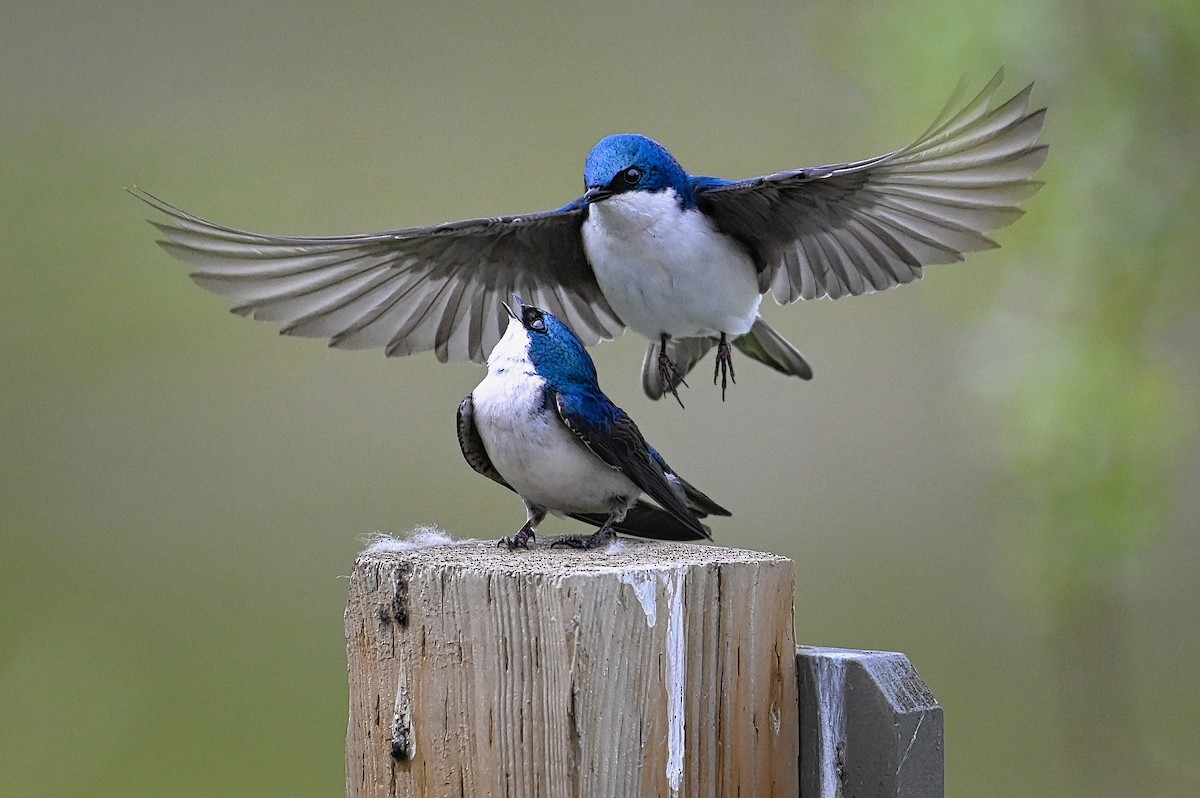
[733,316,813,381]
[568,501,713,541]
[641,316,813,399]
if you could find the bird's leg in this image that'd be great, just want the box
[713,333,736,401]
[657,333,688,409]
[499,507,545,551]
[551,507,623,550]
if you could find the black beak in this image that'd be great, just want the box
[502,293,526,320]
[584,186,613,204]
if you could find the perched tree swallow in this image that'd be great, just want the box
[457,295,729,550]
[134,69,1045,404]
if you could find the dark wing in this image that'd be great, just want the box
[643,444,730,519]
[554,391,711,540]
[665,472,730,519]
[132,189,625,364]
[456,395,513,491]
[696,69,1048,303]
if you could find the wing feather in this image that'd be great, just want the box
[553,391,710,538]
[697,69,1047,304]
[133,189,625,363]
[456,396,512,490]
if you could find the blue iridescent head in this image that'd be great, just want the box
[583,134,690,202]
[503,295,598,386]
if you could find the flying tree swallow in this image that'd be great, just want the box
[457,295,729,550]
[134,69,1046,405]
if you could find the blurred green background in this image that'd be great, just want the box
[3,1,1198,795]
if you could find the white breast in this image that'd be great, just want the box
[582,190,762,339]
[470,322,640,515]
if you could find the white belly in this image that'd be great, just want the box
[471,367,639,515]
[582,191,762,339]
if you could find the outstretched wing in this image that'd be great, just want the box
[696,69,1047,303]
[132,189,625,363]
[553,391,712,540]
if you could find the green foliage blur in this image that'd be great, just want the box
[2,1,1197,795]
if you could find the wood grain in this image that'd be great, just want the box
[345,539,798,797]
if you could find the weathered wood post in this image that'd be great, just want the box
[345,539,799,797]
[345,538,944,797]
[797,647,943,797]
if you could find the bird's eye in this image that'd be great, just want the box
[524,309,547,333]
[619,166,643,188]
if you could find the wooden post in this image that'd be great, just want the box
[345,539,799,797]
[796,647,944,798]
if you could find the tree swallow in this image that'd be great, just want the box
[133,69,1045,404]
[457,295,729,550]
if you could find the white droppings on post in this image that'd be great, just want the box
[664,567,687,796]
[618,569,658,627]
[391,664,414,760]
[815,650,852,798]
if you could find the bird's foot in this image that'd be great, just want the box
[657,342,688,409]
[550,526,616,550]
[714,334,736,401]
[498,523,536,551]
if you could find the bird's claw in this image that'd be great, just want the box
[714,336,736,401]
[658,349,688,409]
[498,527,535,551]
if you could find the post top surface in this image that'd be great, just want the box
[356,536,791,577]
